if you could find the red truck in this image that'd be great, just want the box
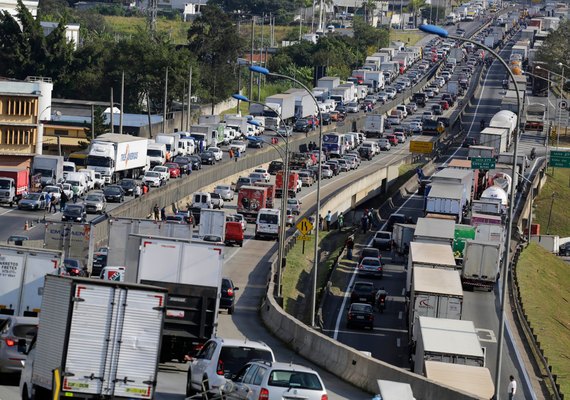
[0,167,29,207]
[275,171,299,198]
[254,182,276,208]
[237,186,269,223]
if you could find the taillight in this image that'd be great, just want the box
[321,395,328,400]
[226,288,234,297]
[348,313,353,320]
[72,268,79,274]
[377,267,383,271]
[216,359,224,375]
[358,264,363,269]
[5,338,15,347]
[258,388,269,400]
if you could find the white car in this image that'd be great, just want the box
[60,183,73,200]
[287,198,302,215]
[142,171,162,187]
[93,172,105,189]
[43,185,62,202]
[152,166,170,181]
[230,140,247,153]
[319,165,334,179]
[214,184,234,201]
[208,146,223,161]
[384,88,397,99]
[253,168,270,182]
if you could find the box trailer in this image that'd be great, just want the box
[364,114,385,137]
[410,267,463,342]
[317,77,341,92]
[20,275,167,400]
[406,241,458,292]
[124,235,223,362]
[461,240,502,290]
[431,168,474,204]
[424,361,495,399]
[0,167,29,206]
[199,209,226,242]
[479,127,509,154]
[0,245,62,317]
[425,182,466,222]
[413,217,455,246]
[392,223,415,255]
[414,317,485,375]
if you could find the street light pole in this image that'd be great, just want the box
[420,24,522,400]
[249,65,323,327]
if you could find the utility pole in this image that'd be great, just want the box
[147,0,157,33]
[163,66,168,134]
[249,17,255,101]
[110,87,114,133]
[91,104,95,140]
[120,71,124,134]
[187,65,192,131]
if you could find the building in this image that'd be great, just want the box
[0,76,53,167]
[40,22,81,50]
[0,0,39,20]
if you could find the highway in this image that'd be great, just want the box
[0,16,500,400]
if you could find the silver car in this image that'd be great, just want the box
[84,192,107,214]
[214,184,234,201]
[0,316,38,373]
[223,361,328,400]
[18,193,46,210]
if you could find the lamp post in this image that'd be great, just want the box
[419,24,522,400]
[249,65,323,327]
[537,64,568,148]
[233,93,290,298]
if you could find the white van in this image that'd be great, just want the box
[65,172,88,196]
[255,208,280,240]
[100,266,126,281]
[78,169,96,191]
[361,140,380,155]
[192,192,212,209]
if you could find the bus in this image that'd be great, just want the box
[322,133,347,157]
[67,150,89,170]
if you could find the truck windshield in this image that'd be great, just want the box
[0,180,10,189]
[147,149,163,157]
[87,155,112,167]
[259,214,278,224]
[34,169,52,177]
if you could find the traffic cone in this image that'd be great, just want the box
[24,221,29,231]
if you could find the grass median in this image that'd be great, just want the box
[516,243,570,396]
[533,168,570,237]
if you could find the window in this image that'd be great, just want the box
[198,341,217,360]
[242,365,258,384]
[252,366,267,385]
[54,129,69,136]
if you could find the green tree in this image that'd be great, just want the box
[408,0,426,28]
[84,106,108,138]
[187,5,244,110]
[536,20,570,77]
[352,17,389,55]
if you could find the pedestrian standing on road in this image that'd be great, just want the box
[338,213,344,231]
[72,186,79,203]
[235,149,240,162]
[44,192,51,211]
[50,196,58,213]
[361,213,368,233]
[60,191,67,212]
[160,206,166,221]
[345,235,354,260]
[229,149,234,160]
[153,204,160,221]
[142,183,148,195]
[319,215,323,231]
[134,184,141,198]
[508,375,517,400]
[325,210,332,231]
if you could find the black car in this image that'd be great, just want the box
[358,147,374,161]
[61,204,87,223]
[172,156,193,173]
[188,155,202,170]
[103,185,125,203]
[321,113,332,125]
[220,277,239,314]
[347,303,374,329]
[199,151,216,165]
[268,160,284,175]
[350,281,376,305]
[92,247,108,276]
[325,161,340,176]
[247,139,263,149]
[118,178,137,196]
[386,213,406,232]
[336,105,347,113]
[359,247,382,264]
[294,118,311,133]
[559,242,570,256]
[63,258,88,277]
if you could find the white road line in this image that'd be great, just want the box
[397,338,401,348]
[398,311,403,320]
[401,287,406,296]
[0,208,16,217]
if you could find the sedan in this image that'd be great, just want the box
[346,102,360,113]
[172,156,193,173]
[18,193,46,210]
[294,118,311,133]
[230,140,247,153]
[220,277,239,314]
[118,178,137,196]
[84,193,107,214]
[103,185,125,202]
[358,256,383,278]
[214,184,234,201]
[336,159,351,172]
[248,172,266,184]
[63,258,87,276]
[61,204,87,222]
[350,281,376,305]
[287,198,302,215]
[321,113,332,125]
[347,303,374,330]
[384,88,397,99]
[188,155,202,170]
[207,146,223,161]
[373,230,393,250]
[43,185,62,202]
[199,151,216,165]
[376,92,389,103]
[142,171,162,187]
[407,121,423,134]
[0,316,38,373]
[152,165,171,180]
[253,168,270,182]
[164,162,181,178]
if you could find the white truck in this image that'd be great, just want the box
[406,241,458,293]
[199,209,226,242]
[410,267,463,342]
[155,133,180,159]
[264,93,296,128]
[286,89,317,119]
[424,362,495,399]
[363,70,385,92]
[468,145,495,159]
[32,155,64,187]
[461,240,502,290]
[124,235,223,362]
[413,217,455,246]
[425,182,467,222]
[147,140,167,167]
[431,168,474,204]
[225,115,256,137]
[317,76,341,92]
[479,127,509,155]
[392,223,415,255]
[20,275,167,400]
[0,245,62,317]
[414,316,485,374]
[87,133,148,184]
[363,114,385,137]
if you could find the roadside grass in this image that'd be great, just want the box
[516,242,570,396]
[533,168,570,237]
[282,230,348,324]
[389,30,423,46]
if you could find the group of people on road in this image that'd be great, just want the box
[360,208,375,233]
[228,148,241,161]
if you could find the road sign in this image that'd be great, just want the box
[558,99,568,110]
[437,124,445,133]
[550,150,570,168]
[296,217,313,235]
[409,140,434,154]
[298,235,311,241]
[471,157,496,169]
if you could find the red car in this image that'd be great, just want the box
[386,134,398,146]
[439,100,450,110]
[164,162,181,178]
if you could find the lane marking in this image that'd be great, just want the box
[397,338,401,348]
[398,311,403,320]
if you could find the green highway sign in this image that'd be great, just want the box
[550,150,570,168]
[471,157,496,170]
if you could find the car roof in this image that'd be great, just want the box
[212,337,272,351]
[260,361,318,373]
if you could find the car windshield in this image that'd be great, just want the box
[363,258,380,266]
[259,214,278,224]
[13,324,37,338]
[218,347,273,375]
[120,180,135,187]
[376,232,391,239]
[268,370,323,390]
[216,185,229,190]
[146,172,160,177]
[65,206,83,215]
[86,195,102,202]
[154,167,167,172]
[25,193,41,200]
[351,303,372,312]
[45,187,59,194]
[105,187,122,194]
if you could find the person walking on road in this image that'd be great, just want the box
[153,204,160,221]
[44,192,51,211]
[72,185,79,203]
[49,196,58,213]
[325,211,332,231]
[345,235,354,260]
[338,213,344,231]
[160,206,167,221]
[508,375,517,400]
[60,191,68,212]
[134,184,141,198]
